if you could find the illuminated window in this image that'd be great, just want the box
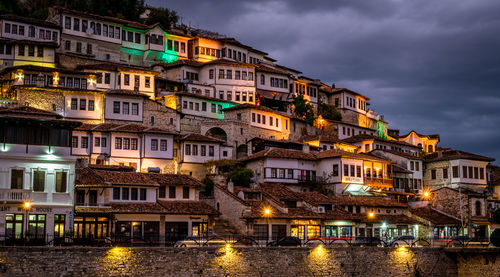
[55,172,67,193]
[28,214,46,239]
[54,214,65,238]
[33,170,45,192]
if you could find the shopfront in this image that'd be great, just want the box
[324,220,355,238]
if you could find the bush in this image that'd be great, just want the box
[202,177,214,195]
[491,229,500,247]
[228,167,254,187]
[493,209,500,224]
[318,103,342,121]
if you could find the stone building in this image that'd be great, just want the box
[397,130,440,153]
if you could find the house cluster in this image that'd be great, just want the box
[0,7,498,245]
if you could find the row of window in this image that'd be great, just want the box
[22,73,87,90]
[72,136,168,152]
[295,83,317,98]
[2,126,70,147]
[151,139,168,151]
[72,136,89,149]
[194,46,219,57]
[184,71,198,81]
[112,187,147,201]
[70,98,95,111]
[210,69,254,81]
[409,161,421,171]
[184,144,215,157]
[269,168,294,179]
[122,74,151,88]
[167,39,186,53]
[10,169,67,192]
[251,112,281,127]
[96,72,111,84]
[393,178,422,190]
[6,214,66,239]
[266,76,288,89]
[215,90,254,102]
[431,166,485,180]
[342,126,374,137]
[64,40,94,55]
[4,23,58,41]
[17,44,44,58]
[0,43,12,55]
[115,137,138,150]
[183,100,222,114]
[159,186,190,199]
[113,101,140,115]
[65,16,121,40]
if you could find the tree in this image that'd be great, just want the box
[318,103,341,121]
[227,167,254,187]
[202,177,214,196]
[292,94,316,125]
[144,7,179,29]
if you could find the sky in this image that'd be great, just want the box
[148,0,500,162]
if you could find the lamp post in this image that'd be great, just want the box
[23,201,31,243]
[264,208,271,245]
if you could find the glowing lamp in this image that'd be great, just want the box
[264,208,271,216]
[23,201,31,209]
[368,211,375,218]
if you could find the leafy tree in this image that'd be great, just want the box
[0,0,23,15]
[227,167,254,187]
[292,94,316,125]
[202,177,214,196]
[318,103,341,121]
[144,7,179,29]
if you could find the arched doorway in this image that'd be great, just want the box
[205,127,227,142]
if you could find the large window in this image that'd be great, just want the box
[11,169,23,189]
[33,170,45,192]
[253,224,268,240]
[28,214,46,239]
[54,214,65,238]
[5,214,24,239]
[169,186,176,198]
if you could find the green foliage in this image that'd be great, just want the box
[227,167,254,187]
[0,0,23,15]
[202,177,214,196]
[318,103,341,121]
[292,94,316,125]
[491,229,500,247]
[144,7,179,29]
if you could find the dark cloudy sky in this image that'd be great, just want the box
[148,0,500,162]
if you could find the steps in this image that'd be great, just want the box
[212,218,241,237]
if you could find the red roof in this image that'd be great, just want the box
[239,148,316,162]
[75,123,177,135]
[331,196,408,208]
[424,149,494,162]
[158,200,219,215]
[342,134,419,149]
[410,206,461,225]
[181,133,224,143]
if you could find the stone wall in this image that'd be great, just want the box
[0,247,497,276]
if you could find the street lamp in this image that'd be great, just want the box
[263,207,272,244]
[23,201,31,242]
[422,189,431,200]
[368,211,375,219]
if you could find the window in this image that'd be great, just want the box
[469,167,473,179]
[480,168,485,180]
[201,102,207,111]
[145,76,150,88]
[18,44,25,56]
[123,138,130,150]
[37,46,43,57]
[115,138,122,149]
[131,138,138,150]
[72,137,78,148]
[260,74,265,85]
[226,70,232,79]
[443,168,448,179]
[159,186,166,198]
[344,165,349,176]
[475,200,482,216]
[416,162,420,171]
[33,170,45,192]
[76,190,85,205]
[70,98,78,110]
[113,101,120,113]
[192,145,198,155]
[410,161,414,171]
[113,188,120,200]
[463,166,467,178]
[209,69,214,79]
[132,103,139,115]
[55,172,67,193]
[122,188,129,200]
[431,169,436,180]
[54,214,65,238]
[65,17,71,29]
[333,165,339,176]
[356,166,361,177]
[131,188,138,200]
[95,137,101,147]
[79,99,86,110]
[209,146,215,157]
[123,102,129,115]
[350,165,355,177]
[160,140,167,151]
[183,187,190,199]
[218,105,222,114]
[88,100,94,111]
[169,186,176,198]
[140,188,146,200]
[76,42,82,53]
[151,139,158,151]
[81,137,88,148]
[134,75,140,88]
[211,104,216,113]
[185,144,191,155]
[124,74,130,85]
[28,214,46,239]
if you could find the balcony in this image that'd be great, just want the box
[364,177,393,188]
[0,189,32,203]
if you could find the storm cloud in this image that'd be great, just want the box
[149,0,500,162]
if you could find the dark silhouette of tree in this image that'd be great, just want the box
[292,94,316,125]
[144,7,179,29]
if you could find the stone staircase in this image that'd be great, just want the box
[212,218,241,237]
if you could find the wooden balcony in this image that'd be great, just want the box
[364,177,393,188]
[0,189,32,203]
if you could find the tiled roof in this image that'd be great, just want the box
[242,201,323,219]
[256,64,289,75]
[255,88,290,101]
[205,59,257,68]
[158,200,219,215]
[214,183,251,206]
[181,133,223,143]
[357,214,418,224]
[75,123,177,135]
[398,130,440,140]
[260,183,304,202]
[75,203,169,214]
[154,60,204,69]
[106,90,150,98]
[424,149,495,162]
[329,87,370,101]
[393,164,412,174]
[371,149,424,160]
[89,164,139,172]
[76,168,203,189]
[410,206,461,225]
[77,62,158,74]
[342,134,419,148]
[239,147,316,162]
[316,149,391,162]
[217,37,268,55]
[0,106,61,119]
[0,14,61,29]
[222,103,290,118]
[331,196,408,208]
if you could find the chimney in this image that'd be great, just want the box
[331,83,336,89]
[303,143,310,153]
[227,181,234,193]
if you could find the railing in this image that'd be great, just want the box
[0,99,19,107]
[364,177,393,187]
[0,189,32,202]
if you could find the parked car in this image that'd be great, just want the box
[388,235,416,247]
[267,236,302,247]
[352,237,383,247]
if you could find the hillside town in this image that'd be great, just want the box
[0,6,499,247]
